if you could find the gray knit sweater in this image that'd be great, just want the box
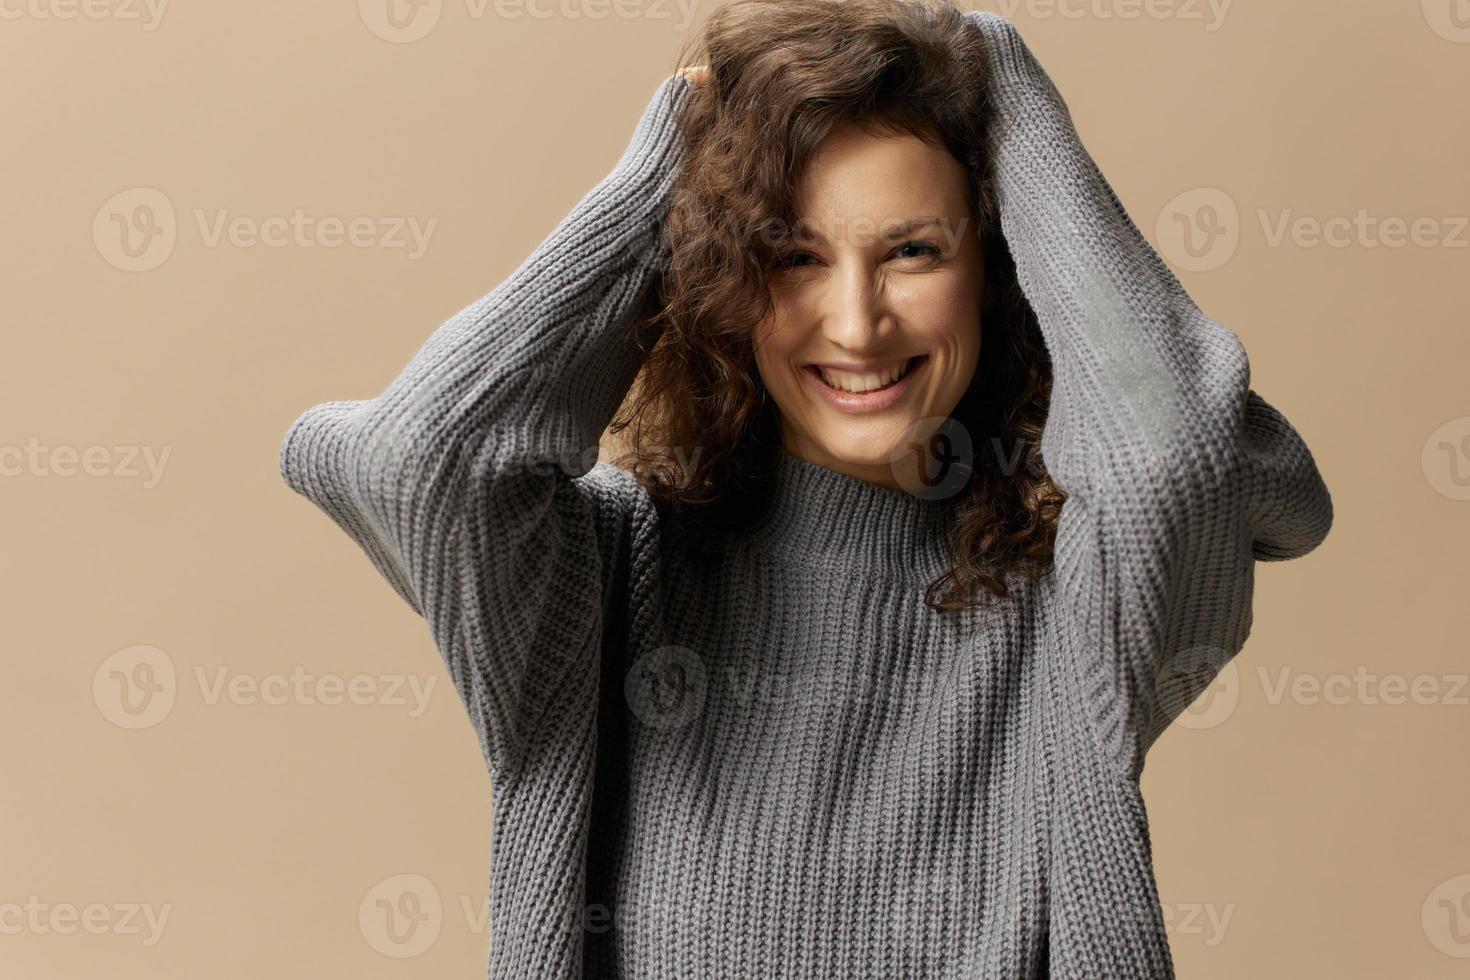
[279,12,1332,978]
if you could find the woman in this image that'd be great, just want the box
[279,1,1333,976]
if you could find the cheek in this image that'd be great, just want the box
[921,266,983,318]
[893,273,983,360]
[753,309,799,367]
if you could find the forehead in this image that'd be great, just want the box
[792,123,971,229]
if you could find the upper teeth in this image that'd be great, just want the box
[818,359,913,393]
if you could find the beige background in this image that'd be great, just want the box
[3,1,1467,976]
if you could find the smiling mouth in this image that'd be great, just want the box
[810,356,924,394]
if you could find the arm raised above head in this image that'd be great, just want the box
[278,74,696,776]
[965,11,1333,780]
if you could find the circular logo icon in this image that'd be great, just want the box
[1422,873,1470,957]
[1155,645,1239,733]
[359,0,442,43]
[624,645,707,730]
[1155,187,1240,273]
[886,415,974,500]
[1422,416,1470,501]
[93,644,177,729]
[1423,0,1470,42]
[93,187,176,272]
[359,873,442,957]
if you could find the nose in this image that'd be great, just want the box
[821,260,893,351]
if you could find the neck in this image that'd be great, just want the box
[743,444,963,582]
[779,434,911,492]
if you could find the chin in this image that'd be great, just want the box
[809,421,914,471]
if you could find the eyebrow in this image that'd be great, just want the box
[880,216,945,237]
[791,216,947,244]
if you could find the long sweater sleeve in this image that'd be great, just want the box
[966,12,1334,781]
[278,75,693,777]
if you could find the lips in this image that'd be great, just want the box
[801,355,929,414]
[814,356,919,394]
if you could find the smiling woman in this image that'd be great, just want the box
[618,0,1063,609]
[753,122,987,488]
[278,1,1334,977]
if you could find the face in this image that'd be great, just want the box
[753,123,985,492]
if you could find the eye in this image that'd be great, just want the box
[770,249,817,270]
[893,241,941,261]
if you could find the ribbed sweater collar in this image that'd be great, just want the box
[745,446,962,580]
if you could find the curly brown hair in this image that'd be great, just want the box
[606,0,1065,613]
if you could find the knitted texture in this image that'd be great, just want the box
[279,12,1332,978]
